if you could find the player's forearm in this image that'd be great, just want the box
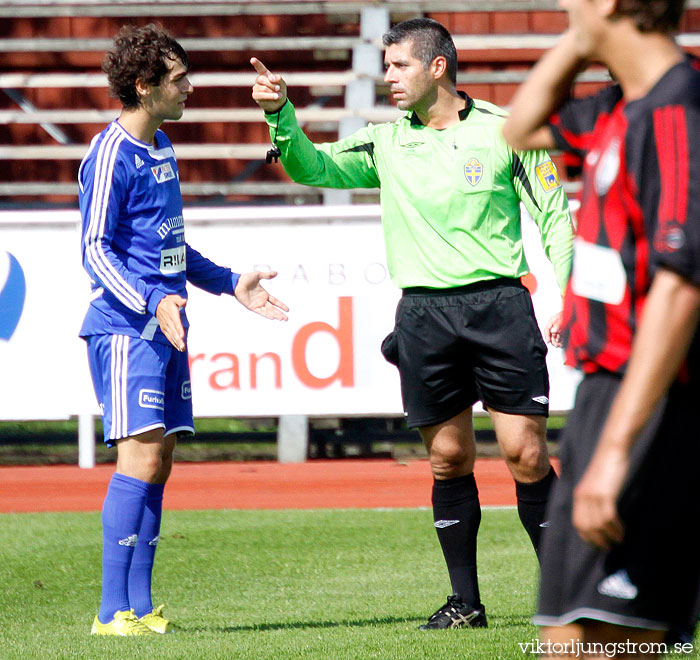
[185,244,240,295]
[525,156,574,292]
[539,205,574,293]
[598,268,700,451]
[503,30,585,152]
[82,233,155,315]
[548,240,573,294]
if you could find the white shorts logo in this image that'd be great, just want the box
[597,569,638,600]
[160,246,186,274]
[181,381,192,400]
[434,520,460,529]
[139,389,165,410]
[151,161,176,183]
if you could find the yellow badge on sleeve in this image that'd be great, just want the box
[535,160,562,193]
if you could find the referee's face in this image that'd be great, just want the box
[384,41,436,112]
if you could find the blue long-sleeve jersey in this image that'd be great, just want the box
[78,120,240,344]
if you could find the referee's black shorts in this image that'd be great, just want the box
[381,278,549,428]
[535,371,700,633]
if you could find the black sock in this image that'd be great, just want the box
[515,465,557,559]
[432,473,481,609]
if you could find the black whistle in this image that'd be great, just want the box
[266,146,281,164]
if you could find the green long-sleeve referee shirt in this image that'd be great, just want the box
[266,95,573,292]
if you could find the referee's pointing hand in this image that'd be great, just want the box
[251,57,287,113]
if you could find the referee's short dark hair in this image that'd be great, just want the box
[382,18,458,86]
[613,0,686,33]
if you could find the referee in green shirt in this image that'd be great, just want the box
[252,18,573,630]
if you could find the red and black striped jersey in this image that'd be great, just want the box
[549,59,700,377]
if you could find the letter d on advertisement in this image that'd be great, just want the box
[292,297,354,388]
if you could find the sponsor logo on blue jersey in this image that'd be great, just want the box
[156,214,185,239]
[139,389,165,410]
[0,252,26,341]
[160,246,186,274]
[151,161,176,184]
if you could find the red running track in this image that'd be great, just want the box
[0,458,558,514]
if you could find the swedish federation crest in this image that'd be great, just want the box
[464,157,483,186]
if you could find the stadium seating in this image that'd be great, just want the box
[2,0,700,204]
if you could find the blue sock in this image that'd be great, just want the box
[128,483,165,618]
[98,473,150,624]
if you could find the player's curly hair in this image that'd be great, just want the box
[102,24,189,110]
[612,0,686,33]
[382,18,458,86]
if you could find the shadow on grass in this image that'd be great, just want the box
[488,614,533,628]
[187,615,422,633]
[183,612,531,634]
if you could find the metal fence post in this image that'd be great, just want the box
[322,6,388,206]
[78,413,95,468]
[277,414,309,463]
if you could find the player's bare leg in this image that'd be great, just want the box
[488,411,550,482]
[541,622,667,659]
[418,409,487,629]
[116,428,170,483]
[422,408,476,480]
[489,409,556,556]
[540,624,583,659]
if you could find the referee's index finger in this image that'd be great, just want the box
[250,57,270,76]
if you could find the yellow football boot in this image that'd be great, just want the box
[138,604,173,634]
[91,609,156,635]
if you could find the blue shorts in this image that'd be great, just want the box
[86,334,194,446]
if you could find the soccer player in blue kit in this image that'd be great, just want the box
[79,24,289,635]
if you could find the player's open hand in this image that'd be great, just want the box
[156,294,187,352]
[572,444,627,549]
[234,271,289,321]
[251,57,288,113]
[545,311,563,348]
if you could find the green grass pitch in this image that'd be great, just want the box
[0,507,697,660]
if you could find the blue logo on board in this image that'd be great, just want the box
[0,252,26,341]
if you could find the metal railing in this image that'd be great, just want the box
[2,0,699,18]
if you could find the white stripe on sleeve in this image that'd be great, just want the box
[85,125,148,314]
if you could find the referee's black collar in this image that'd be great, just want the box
[409,91,474,126]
